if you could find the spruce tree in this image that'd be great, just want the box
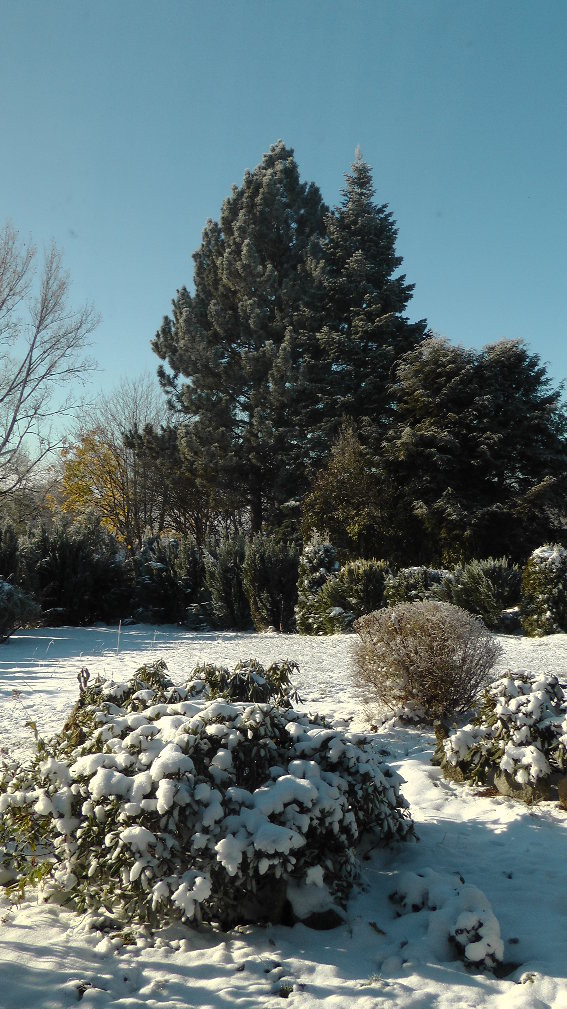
[153,142,326,533]
[311,150,427,444]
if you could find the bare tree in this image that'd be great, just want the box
[0,221,98,494]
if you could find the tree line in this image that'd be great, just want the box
[2,141,567,578]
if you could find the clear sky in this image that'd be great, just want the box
[1,0,566,398]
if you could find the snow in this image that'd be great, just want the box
[1,625,567,1007]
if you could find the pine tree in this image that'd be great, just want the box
[311,150,427,444]
[153,142,326,533]
[382,336,567,562]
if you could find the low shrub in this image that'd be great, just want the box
[0,660,413,931]
[354,601,502,724]
[384,567,449,607]
[390,867,504,971]
[315,559,390,633]
[440,670,567,802]
[0,580,40,643]
[243,535,299,631]
[521,544,567,636]
[295,535,339,635]
[187,658,300,705]
[442,557,522,631]
[205,535,252,630]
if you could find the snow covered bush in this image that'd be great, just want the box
[242,535,299,631]
[390,867,504,971]
[384,567,449,607]
[354,602,502,724]
[314,558,390,633]
[441,670,567,802]
[295,535,339,634]
[442,557,521,631]
[187,657,300,706]
[0,580,40,642]
[0,659,413,931]
[521,544,567,636]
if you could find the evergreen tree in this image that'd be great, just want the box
[153,142,326,533]
[382,336,567,562]
[311,150,427,444]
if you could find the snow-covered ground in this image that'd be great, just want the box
[1,625,566,1009]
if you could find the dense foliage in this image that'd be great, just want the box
[521,544,567,636]
[0,660,413,930]
[242,534,299,631]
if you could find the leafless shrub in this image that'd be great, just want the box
[353,601,502,725]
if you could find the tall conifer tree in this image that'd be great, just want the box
[312,150,427,443]
[153,142,326,533]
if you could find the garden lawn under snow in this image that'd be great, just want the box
[1,626,567,1009]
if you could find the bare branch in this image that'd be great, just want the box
[0,221,99,494]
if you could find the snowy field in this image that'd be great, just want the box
[1,625,567,1009]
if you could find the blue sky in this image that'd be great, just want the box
[1,0,566,398]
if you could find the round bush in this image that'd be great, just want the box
[315,559,390,633]
[442,557,521,631]
[0,660,413,931]
[384,567,449,607]
[354,601,502,724]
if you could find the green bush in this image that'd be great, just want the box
[0,660,413,931]
[0,580,40,642]
[242,535,299,631]
[188,657,300,705]
[295,535,339,635]
[0,523,20,583]
[442,557,521,630]
[133,535,205,623]
[440,671,567,802]
[315,559,390,632]
[384,567,449,607]
[205,535,252,630]
[521,544,567,636]
[354,601,502,724]
[18,517,131,625]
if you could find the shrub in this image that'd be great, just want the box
[442,557,522,631]
[0,523,20,583]
[133,535,205,623]
[0,660,413,931]
[354,601,502,724]
[315,559,390,633]
[521,544,567,636]
[440,670,567,802]
[295,535,339,635]
[390,868,504,971]
[18,517,132,625]
[243,535,299,631]
[187,658,300,705]
[0,580,40,642]
[205,535,252,630]
[384,567,449,607]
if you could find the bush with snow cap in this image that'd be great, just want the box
[441,670,567,802]
[0,659,413,930]
[389,867,504,972]
[521,544,567,636]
